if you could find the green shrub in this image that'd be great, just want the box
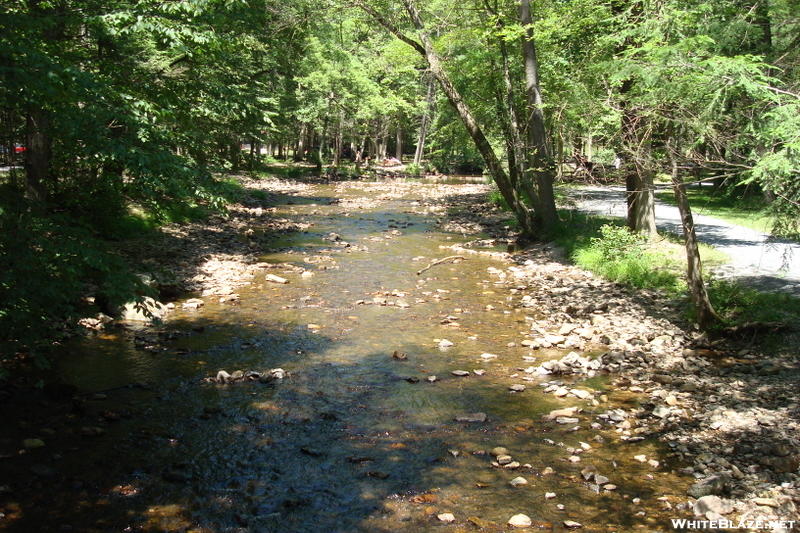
[573,224,680,289]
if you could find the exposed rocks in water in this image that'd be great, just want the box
[11,176,796,531]
[203,368,289,384]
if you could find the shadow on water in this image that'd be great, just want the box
[1,178,698,532]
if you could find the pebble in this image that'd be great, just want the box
[510,477,528,487]
[437,513,456,523]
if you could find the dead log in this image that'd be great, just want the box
[416,255,466,275]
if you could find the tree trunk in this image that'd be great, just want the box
[669,140,718,331]
[520,0,557,232]
[395,114,403,162]
[622,110,657,237]
[413,76,435,167]
[25,108,49,204]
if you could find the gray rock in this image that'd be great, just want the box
[687,473,730,498]
[454,412,487,423]
[30,465,57,478]
[693,495,734,517]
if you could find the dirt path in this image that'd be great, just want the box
[568,186,800,295]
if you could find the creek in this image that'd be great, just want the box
[33,179,692,532]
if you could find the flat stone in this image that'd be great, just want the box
[510,477,528,486]
[454,412,487,423]
[564,520,583,528]
[23,438,45,449]
[752,498,780,508]
[508,514,532,528]
[544,334,566,345]
[693,495,734,517]
[437,513,456,523]
[653,406,671,418]
[572,389,592,400]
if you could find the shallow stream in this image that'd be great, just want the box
[44,180,691,532]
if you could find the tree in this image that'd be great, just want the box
[358,0,565,238]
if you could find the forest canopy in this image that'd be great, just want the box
[1,0,799,360]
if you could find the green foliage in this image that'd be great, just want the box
[572,224,681,289]
[706,279,800,327]
[0,184,147,366]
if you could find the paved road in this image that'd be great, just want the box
[568,186,800,295]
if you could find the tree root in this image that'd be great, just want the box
[416,255,466,275]
[721,321,792,338]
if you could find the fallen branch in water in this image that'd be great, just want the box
[416,255,466,275]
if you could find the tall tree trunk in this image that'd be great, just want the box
[496,33,525,194]
[520,0,557,232]
[413,76,435,167]
[395,114,403,162]
[386,0,536,237]
[295,123,307,162]
[668,136,718,331]
[622,108,657,237]
[25,108,49,204]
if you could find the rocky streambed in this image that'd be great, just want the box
[1,175,798,533]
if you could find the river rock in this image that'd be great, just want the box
[454,412,487,423]
[438,339,454,348]
[751,498,780,508]
[30,465,57,478]
[760,454,799,473]
[23,438,45,449]
[451,370,470,377]
[509,384,526,392]
[653,406,671,418]
[687,473,730,498]
[437,513,456,523]
[508,514,532,528]
[693,495,734,517]
[491,447,510,457]
[544,407,579,420]
[125,297,168,321]
[510,477,528,487]
[564,520,583,528]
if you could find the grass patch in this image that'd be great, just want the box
[554,208,800,333]
[570,223,683,291]
[705,279,800,333]
[655,185,772,234]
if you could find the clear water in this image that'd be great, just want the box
[50,180,691,532]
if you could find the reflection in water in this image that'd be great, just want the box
[50,180,690,532]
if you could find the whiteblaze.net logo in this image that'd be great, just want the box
[671,518,796,530]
